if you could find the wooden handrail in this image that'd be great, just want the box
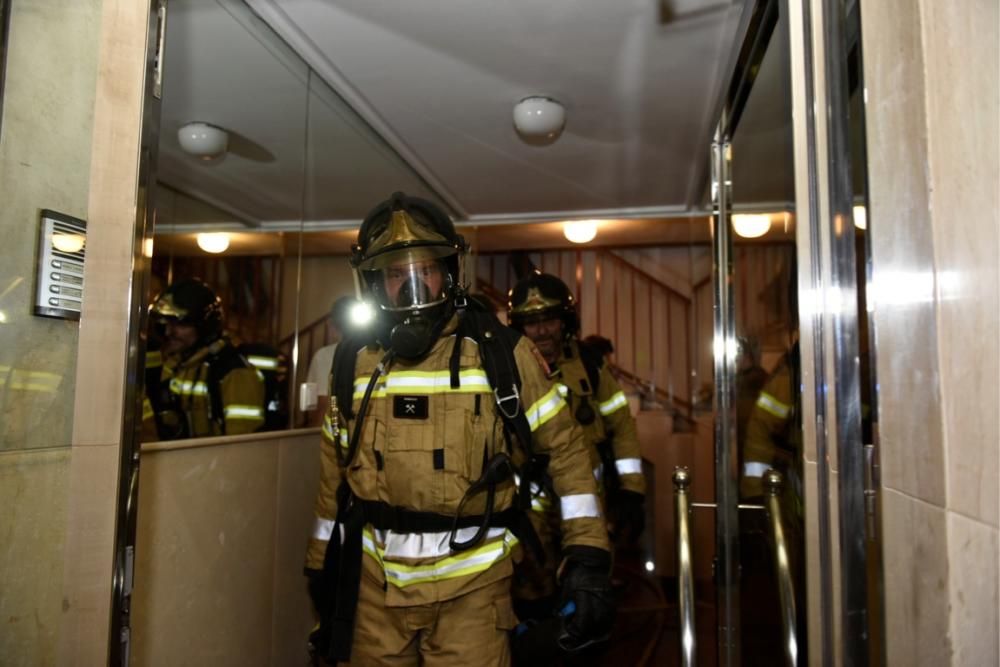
[596,249,693,305]
[474,279,509,310]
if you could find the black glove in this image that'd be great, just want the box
[558,545,615,653]
[611,489,646,542]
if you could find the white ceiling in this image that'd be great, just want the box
[156,0,792,232]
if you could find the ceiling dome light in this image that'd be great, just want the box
[51,232,85,253]
[197,232,230,254]
[853,205,867,230]
[513,96,566,145]
[732,214,771,239]
[563,220,599,244]
[178,122,229,160]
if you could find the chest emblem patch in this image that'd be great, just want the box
[393,395,429,419]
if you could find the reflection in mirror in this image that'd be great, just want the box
[727,6,805,664]
[143,0,310,443]
[127,0,824,664]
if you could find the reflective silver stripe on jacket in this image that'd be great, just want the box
[743,462,771,478]
[561,494,602,519]
[312,517,345,543]
[615,458,643,475]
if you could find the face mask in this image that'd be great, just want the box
[389,313,436,359]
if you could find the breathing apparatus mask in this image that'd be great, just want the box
[352,193,466,360]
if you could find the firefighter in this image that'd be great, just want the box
[304,193,613,666]
[507,273,646,620]
[142,278,265,440]
[740,341,801,501]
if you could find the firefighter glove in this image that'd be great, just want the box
[558,545,615,652]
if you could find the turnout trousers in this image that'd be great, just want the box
[350,571,517,666]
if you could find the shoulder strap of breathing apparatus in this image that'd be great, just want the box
[329,297,548,525]
[330,297,537,468]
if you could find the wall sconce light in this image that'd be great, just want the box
[178,122,229,160]
[513,96,566,145]
[563,220,599,244]
[732,214,771,239]
[197,232,230,254]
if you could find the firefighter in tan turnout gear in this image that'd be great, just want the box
[507,273,646,622]
[143,278,265,440]
[304,193,613,666]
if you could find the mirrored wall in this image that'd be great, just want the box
[126,0,883,664]
[145,0,446,442]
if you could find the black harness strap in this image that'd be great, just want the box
[449,331,463,388]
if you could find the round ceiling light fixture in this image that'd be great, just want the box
[563,220,599,244]
[513,96,566,145]
[197,232,230,254]
[732,214,771,239]
[178,122,229,160]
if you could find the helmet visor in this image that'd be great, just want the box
[368,257,452,312]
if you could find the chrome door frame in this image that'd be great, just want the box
[786,0,874,664]
[108,2,166,665]
[710,1,780,664]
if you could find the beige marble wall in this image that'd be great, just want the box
[131,431,320,666]
[56,0,153,663]
[0,449,71,666]
[862,0,999,664]
[0,1,102,665]
[0,0,100,450]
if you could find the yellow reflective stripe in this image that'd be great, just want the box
[322,417,349,450]
[363,527,518,588]
[525,386,566,432]
[246,355,278,370]
[225,404,264,419]
[756,391,791,419]
[0,368,61,392]
[142,397,154,420]
[531,495,553,512]
[598,391,628,416]
[146,350,162,368]
[169,378,208,396]
[352,369,491,398]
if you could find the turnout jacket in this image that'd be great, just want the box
[305,324,608,607]
[741,358,797,498]
[141,338,266,440]
[554,340,646,496]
